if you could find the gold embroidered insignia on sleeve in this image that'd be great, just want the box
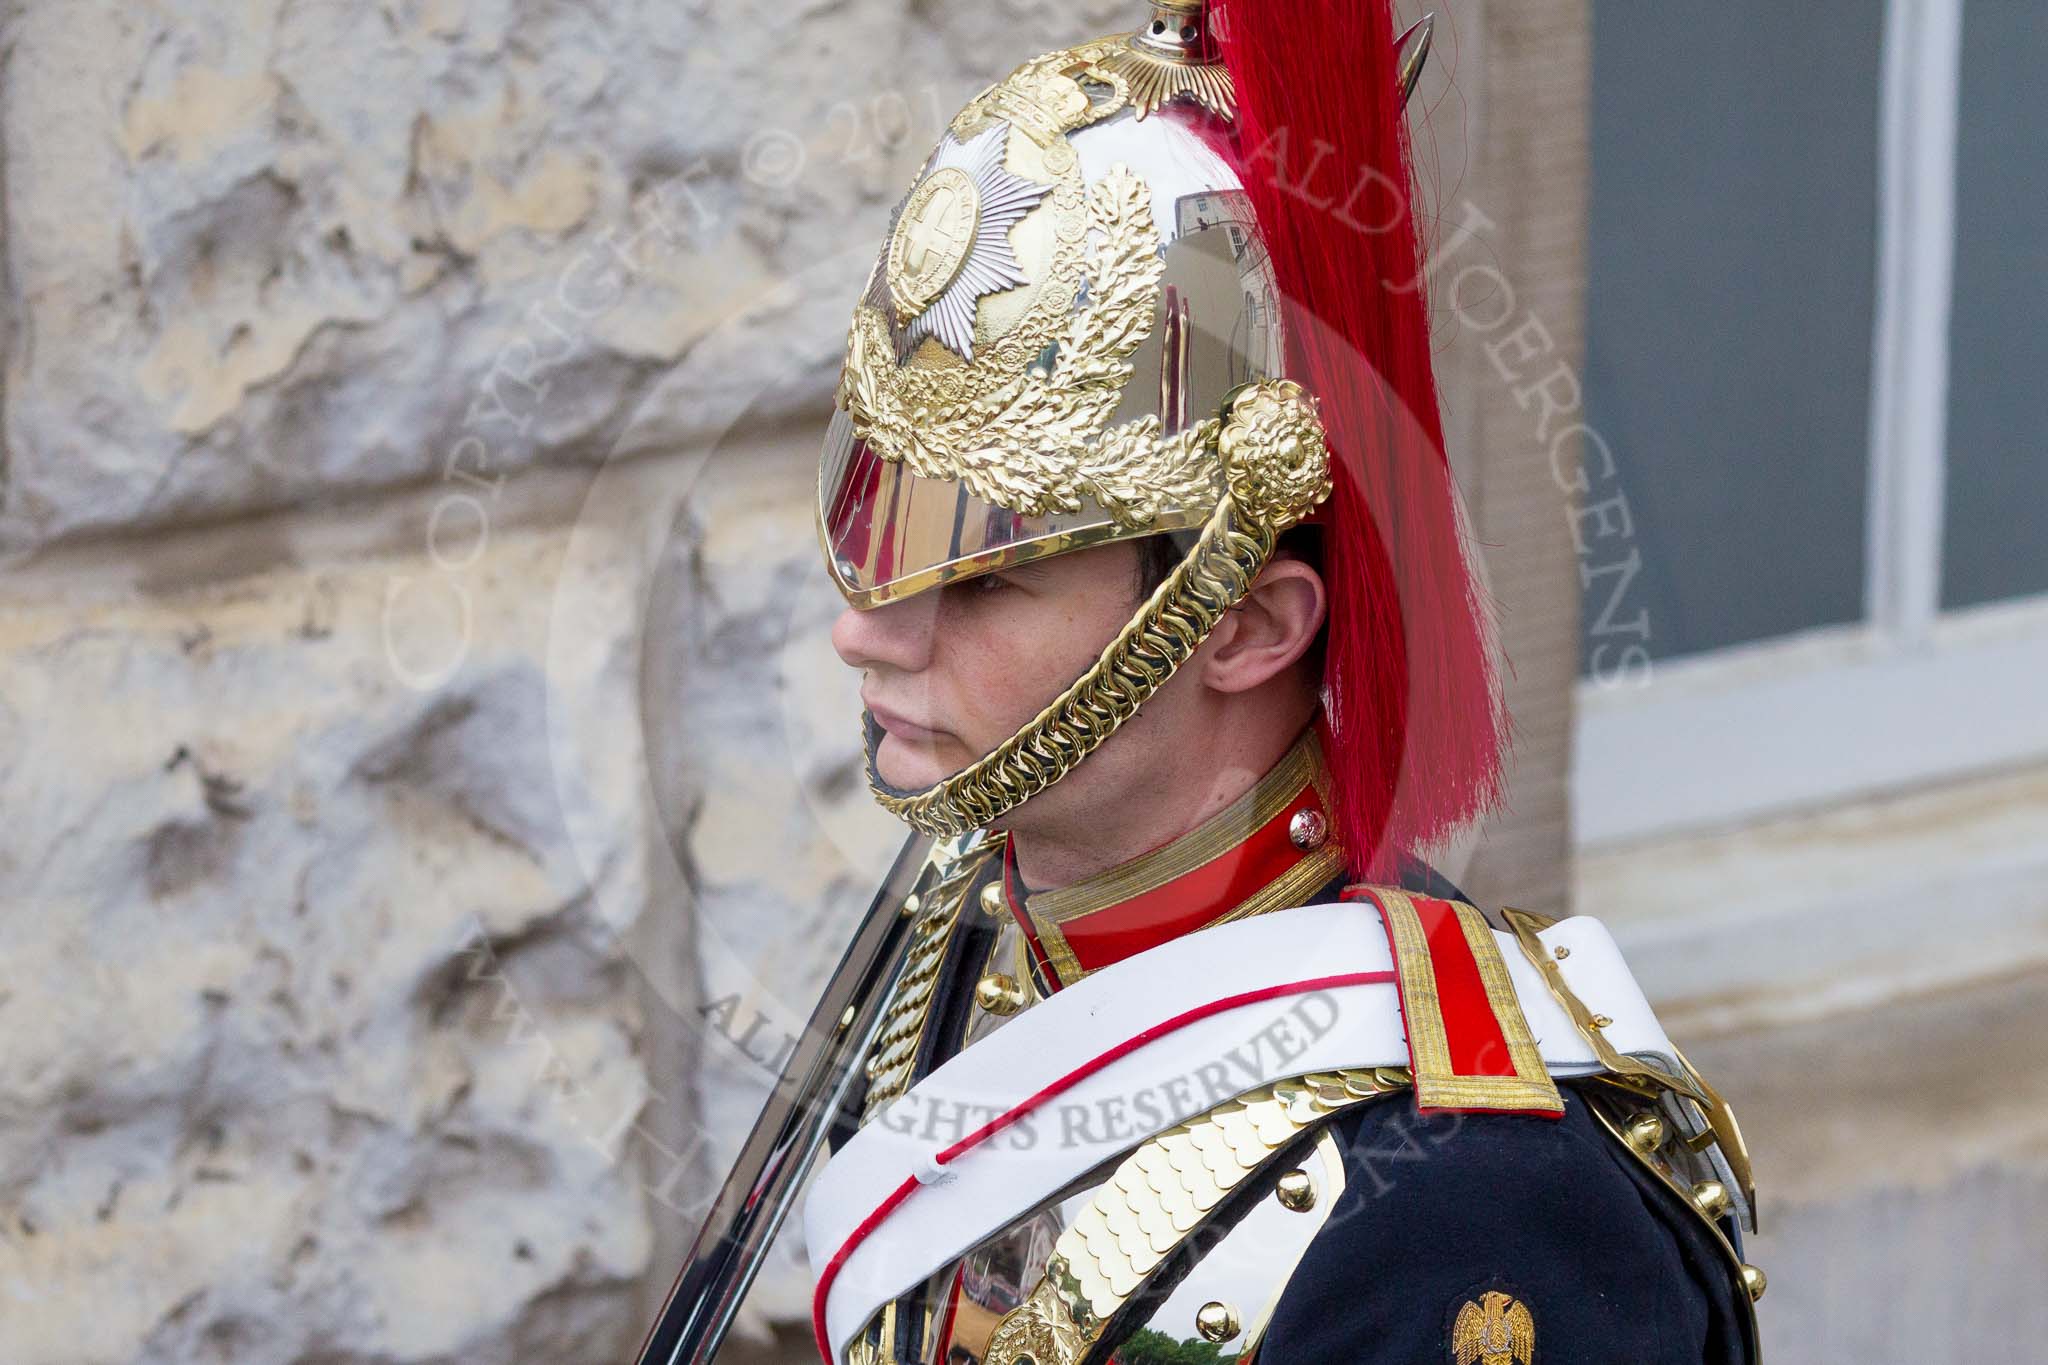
[1451,1291,1536,1365]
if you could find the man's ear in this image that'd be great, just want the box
[1196,557,1327,695]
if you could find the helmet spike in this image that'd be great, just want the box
[1397,13,1437,108]
[1111,2,1233,118]
[1113,3,1434,122]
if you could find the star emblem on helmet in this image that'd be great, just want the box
[885,121,1050,361]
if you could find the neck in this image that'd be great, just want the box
[1004,693,1318,891]
[1006,762,1272,889]
[994,723,1344,988]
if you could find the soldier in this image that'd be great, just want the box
[640,2,1765,1362]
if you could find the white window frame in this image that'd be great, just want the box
[1572,0,2048,849]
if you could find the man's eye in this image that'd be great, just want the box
[970,573,1012,596]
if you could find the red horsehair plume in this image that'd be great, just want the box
[1205,0,1508,878]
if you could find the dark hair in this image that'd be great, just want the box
[1131,525,1325,595]
[1131,531,1189,599]
[1130,526,1328,675]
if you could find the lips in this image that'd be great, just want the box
[863,697,946,746]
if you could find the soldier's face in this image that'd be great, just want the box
[830,542,1148,795]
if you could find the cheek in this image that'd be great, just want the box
[946,594,1135,739]
[942,631,1045,735]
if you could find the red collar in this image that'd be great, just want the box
[997,730,1346,989]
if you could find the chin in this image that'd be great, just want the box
[874,734,958,793]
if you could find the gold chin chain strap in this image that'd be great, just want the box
[869,380,1333,838]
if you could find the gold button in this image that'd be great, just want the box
[1553,945,1571,960]
[1691,1180,1731,1221]
[1195,1302,1240,1344]
[979,882,1008,918]
[1275,1169,1316,1212]
[1590,1013,1614,1029]
[974,972,1027,1016]
[1740,1263,1768,1301]
[1623,1112,1666,1154]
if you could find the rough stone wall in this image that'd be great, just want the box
[0,0,1132,553]
[0,502,658,1364]
[0,1,1128,1360]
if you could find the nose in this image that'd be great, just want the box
[830,594,940,674]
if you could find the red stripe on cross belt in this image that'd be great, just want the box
[811,966,1398,1363]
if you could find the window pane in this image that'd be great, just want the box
[1942,4,2048,612]
[1582,2,1880,670]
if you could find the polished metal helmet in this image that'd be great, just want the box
[818,1,1498,874]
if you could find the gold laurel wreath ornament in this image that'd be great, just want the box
[840,165,1221,529]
